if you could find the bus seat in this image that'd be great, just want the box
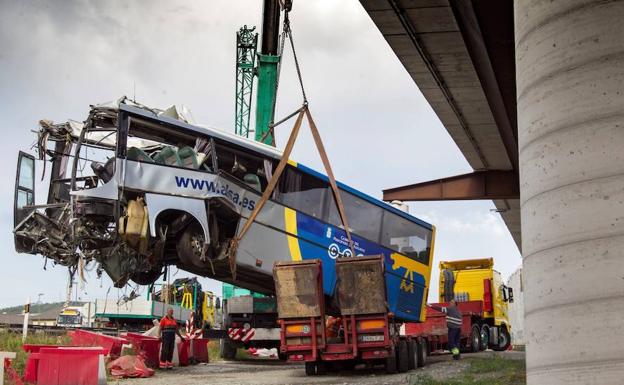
[177,146,199,169]
[153,146,181,166]
[127,147,154,163]
[243,174,261,191]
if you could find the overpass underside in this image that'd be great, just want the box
[360,0,520,248]
[361,1,624,384]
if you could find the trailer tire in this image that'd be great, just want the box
[407,339,417,370]
[493,325,511,351]
[470,324,481,353]
[305,362,316,376]
[480,324,490,351]
[316,360,327,375]
[416,337,427,368]
[385,351,397,374]
[397,340,409,373]
[219,338,237,360]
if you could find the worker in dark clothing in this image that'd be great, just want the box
[159,307,184,369]
[430,299,463,360]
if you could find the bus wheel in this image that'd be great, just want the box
[416,337,427,368]
[397,340,409,373]
[304,362,316,376]
[470,324,481,353]
[407,339,417,370]
[385,351,397,374]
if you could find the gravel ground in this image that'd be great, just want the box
[118,350,525,385]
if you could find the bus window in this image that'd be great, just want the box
[277,166,328,220]
[125,118,212,171]
[327,190,382,243]
[381,212,431,265]
[213,142,273,192]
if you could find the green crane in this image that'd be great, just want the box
[234,0,288,146]
[234,26,258,138]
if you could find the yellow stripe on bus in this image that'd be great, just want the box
[287,159,298,167]
[284,207,302,261]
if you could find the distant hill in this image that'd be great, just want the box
[0,301,85,315]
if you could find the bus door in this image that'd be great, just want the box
[14,151,36,252]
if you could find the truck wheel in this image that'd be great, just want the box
[416,338,427,368]
[316,360,327,375]
[480,324,490,351]
[470,325,481,353]
[305,362,316,376]
[407,339,417,370]
[493,326,511,351]
[219,338,237,360]
[397,339,409,373]
[385,351,397,374]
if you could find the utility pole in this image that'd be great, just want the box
[254,0,282,146]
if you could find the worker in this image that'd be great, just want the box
[326,316,342,343]
[429,299,463,360]
[159,307,183,369]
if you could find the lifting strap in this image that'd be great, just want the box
[228,106,356,279]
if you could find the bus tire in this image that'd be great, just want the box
[416,338,427,368]
[480,324,490,351]
[397,339,409,373]
[407,339,417,370]
[493,325,511,351]
[385,351,397,374]
[305,362,316,376]
[470,324,481,353]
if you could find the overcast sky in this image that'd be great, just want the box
[0,0,521,308]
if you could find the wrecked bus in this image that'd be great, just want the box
[14,99,435,321]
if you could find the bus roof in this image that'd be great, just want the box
[121,104,433,231]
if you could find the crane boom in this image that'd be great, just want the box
[234,26,258,138]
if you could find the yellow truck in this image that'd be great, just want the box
[438,258,513,351]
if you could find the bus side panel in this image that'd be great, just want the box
[293,211,431,323]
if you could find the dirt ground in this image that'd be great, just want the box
[119,350,525,385]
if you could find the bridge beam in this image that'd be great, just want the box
[383,170,519,202]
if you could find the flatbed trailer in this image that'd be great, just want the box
[403,301,485,354]
[274,256,427,375]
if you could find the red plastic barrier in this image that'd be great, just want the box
[69,329,127,357]
[22,345,72,384]
[177,340,190,366]
[191,338,210,363]
[37,347,106,385]
[124,333,161,368]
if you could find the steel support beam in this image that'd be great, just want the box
[383,170,519,201]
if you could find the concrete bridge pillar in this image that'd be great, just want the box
[515,1,624,383]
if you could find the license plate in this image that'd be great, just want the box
[360,335,384,342]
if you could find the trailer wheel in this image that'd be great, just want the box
[219,338,237,360]
[385,351,397,374]
[305,362,316,376]
[480,324,490,351]
[470,324,481,353]
[407,339,417,370]
[493,325,511,351]
[316,360,327,375]
[416,338,427,368]
[397,339,409,373]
